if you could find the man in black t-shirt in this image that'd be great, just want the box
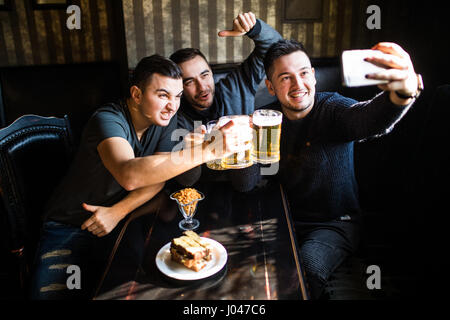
[31,55,248,300]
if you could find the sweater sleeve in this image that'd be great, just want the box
[216,19,283,116]
[324,91,415,142]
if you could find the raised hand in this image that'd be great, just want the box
[218,12,257,37]
[365,42,419,104]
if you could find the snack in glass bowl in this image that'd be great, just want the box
[170,188,205,231]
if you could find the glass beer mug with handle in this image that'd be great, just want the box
[252,109,282,164]
[217,115,254,169]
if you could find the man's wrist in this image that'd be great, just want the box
[395,73,424,100]
[245,19,261,38]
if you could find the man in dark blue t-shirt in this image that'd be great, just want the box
[261,40,422,299]
[31,55,248,300]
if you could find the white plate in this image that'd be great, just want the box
[155,237,227,281]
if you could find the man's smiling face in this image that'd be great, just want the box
[265,50,317,120]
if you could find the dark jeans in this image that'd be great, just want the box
[295,220,360,299]
[30,221,114,300]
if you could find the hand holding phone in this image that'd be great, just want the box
[341,49,389,87]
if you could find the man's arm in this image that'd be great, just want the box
[217,13,283,115]
[329,42,421,141]
[96,120,244,191]
[81,182,164,237]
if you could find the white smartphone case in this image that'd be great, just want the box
[341,49,389,87]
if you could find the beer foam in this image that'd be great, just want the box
[252,114,282,126]
[218,115,249,127]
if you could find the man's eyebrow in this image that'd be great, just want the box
[156,88,184,96]
[182,69,210,83]
[276,66,310,78]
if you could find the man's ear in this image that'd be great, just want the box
[130,85,142,104]
[312,67,317,85]
[265,79,276,96]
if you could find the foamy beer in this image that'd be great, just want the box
[252,109,282,164]
[218,115,253,169]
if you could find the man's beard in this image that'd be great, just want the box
[282,99,313,115]
[190,89,214,110]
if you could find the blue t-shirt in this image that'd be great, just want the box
[44,101,178,226]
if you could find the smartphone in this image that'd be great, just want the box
[341,49,389,87]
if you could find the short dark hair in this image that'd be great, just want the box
[130,54,182,93]
[169,48,209,65]
[263,39,309,80]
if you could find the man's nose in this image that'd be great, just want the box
[292,75,305,90]
[166,97,179,111]
[196,79,208,92]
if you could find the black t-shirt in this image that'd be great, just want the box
[43,101,178,226]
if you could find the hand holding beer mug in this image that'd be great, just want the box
[217,115,253,169]
[252,109,282,164]
[205,116,253,169]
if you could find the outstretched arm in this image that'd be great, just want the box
[330,42,421,141]
[96,120,247,191]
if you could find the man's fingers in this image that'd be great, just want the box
[219,12,256,37]
[377,80,410,93]
[82,202,98,213]
[218,29,243,37]
[249,12,256,25]
[87,223,99,232]
[92,227,105,236]
[219,119,235,131]
[81,216,95,230]
[371,42,409,59]
[365,54,409,70]
[238,14,251,32]
[366,68,408,81]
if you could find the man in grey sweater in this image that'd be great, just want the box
[261,39,422,299]
[169,12,282,192]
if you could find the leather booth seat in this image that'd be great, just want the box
[0,115,74,298]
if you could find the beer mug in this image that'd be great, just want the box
[218,115,253,169]
[183,132,204,162]
[204,120,228,171]
[252,109,282,164]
